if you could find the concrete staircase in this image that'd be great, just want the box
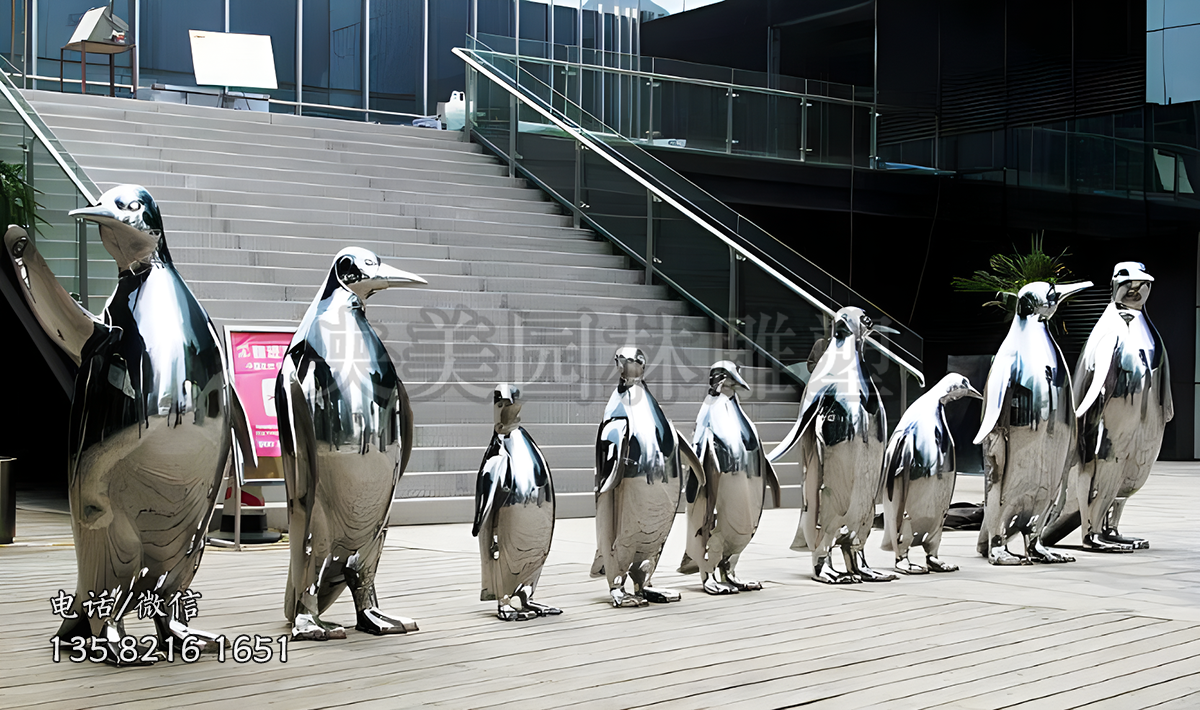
[22,89,802,523]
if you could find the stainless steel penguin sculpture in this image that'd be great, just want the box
[769,307,897,584]
[881,373,982,574]
[472,384,561,621]
[1041,262,1172,552]
[679,361,781,594]
[592,347,703,607]
[973,280,1091,565]
[277,247,426,640]
[3,185,252,659]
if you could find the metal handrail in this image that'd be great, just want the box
[456,45,924,384]
[0,68,98,205]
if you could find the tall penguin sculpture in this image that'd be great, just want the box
[1042,262,1172,551]
[679,361,781,594]
[973,280,1091,565]
[769,307,897,584]
[277,247,426,640]
[592,347,703,607]
[4,185,253,660]
[881,373,982,574]
[472,383,561,621]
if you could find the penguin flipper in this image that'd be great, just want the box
[674,423,705,490]
[1075,332,1119,418]
[1152,320,1174,422]
[760,450,783,509]
[398,386,415,476]
[595,418,628,495]
[686,431,711,505]
[769,389,823,463]
[228,383,259,481]
[278,374,318,508]
[472,437,507,537]
[974,350,1016,445]
[3,225,105,366]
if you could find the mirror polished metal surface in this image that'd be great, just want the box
[1042,263,1173,552]
[472,384,561,621]
[973,280,1091,565]
[769,307,896,584]
[881,373,982,575]
[277,247,426,641]
[679,361,781,594]
[592,347,702,607]
[4,185,236,661]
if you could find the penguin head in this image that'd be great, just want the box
[708,360,750,397]
[1111,261,1154,311]
[935,372,983,404]
[70,185,164,271]
[493,383,522,434]
[1014,280,1091,321]
[614,347,647,384]
[829,306,899,343]
[329,247,427,300]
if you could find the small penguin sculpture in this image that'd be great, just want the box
[973,280,1091,565]
[1042,262,1172,552]
[592,347,703,607]
[472,384,562,621]
[3,185,253,660]
[679,361,781,594]
[769,307,897,584]
[881,373,982,574]
[277,247,426,640]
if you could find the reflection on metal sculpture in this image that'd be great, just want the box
[4,185,251,661]
[277,247,426,640]
[973,280,1091,565]
[592,347,702,607]
[769,307,897,584]
[1042,263,1173,552]
[679,362,781,594]
[881,373,982,574]
[472,384,561,621]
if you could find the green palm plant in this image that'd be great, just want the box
[951,234,1077,316]
[0,160,38,229]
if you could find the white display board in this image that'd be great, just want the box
[189,30,278,90]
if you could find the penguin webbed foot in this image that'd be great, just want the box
[640,586,682,603]
[854,551,898,582]
[812,556,859,584]
[355,607,419,635]
[925,556,958,573]
[987,546,1028,566]
[96,622,158,666]
[292,612,347,641]
[702,576,739,595]
[1027,538,1075,564]
[1101,528,1148,550]
[894,557,929,575]
[726,574,762,592]
[609,588,648,608]
[155,615,222,654]
[1083,532,1135,553]
[497,604,539,621]
[523,600,562,617]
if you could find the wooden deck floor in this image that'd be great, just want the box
[2,465,1199,709]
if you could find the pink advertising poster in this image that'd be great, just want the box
[229,330,293,462]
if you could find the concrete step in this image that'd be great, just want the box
[165,227,611,256]
[169,248,640,284]
[396,399,801,425]
[168,243,629,271]
[411,419,801,447]
[82,167,550,205]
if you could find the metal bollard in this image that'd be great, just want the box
[0,457,15,544]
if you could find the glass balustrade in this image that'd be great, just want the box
[457,39,924,395]
[0,58,112,314]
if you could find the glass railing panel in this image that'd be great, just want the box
[515,115,576,210]
[807,99,853,166]
[579,144,648,262]
[737,258,825,382]
[655,79,728,153]
[651,199,729,320]
[458,43,924,379]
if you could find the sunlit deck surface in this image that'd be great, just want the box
[2,465,1199,710]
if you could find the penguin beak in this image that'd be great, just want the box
[1054,281,1092,302]
[727,368,751,393]
[376,263,427,289]
[69,203,120,222]
[1125,267,1154,284]
[872,324,901,335]
[965,384,984,400]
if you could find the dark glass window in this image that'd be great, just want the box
[302,0,362,110]
[429,0,469,115]
[231,0,298,103]
[140,0,222,86]
[369,0,421,116]
[41,0,136,92]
